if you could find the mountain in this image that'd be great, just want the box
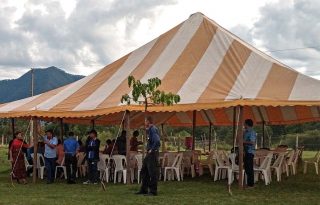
[0,66,84,103]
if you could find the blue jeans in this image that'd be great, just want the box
[45,157,56,183]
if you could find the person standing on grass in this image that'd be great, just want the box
[136,116,160,196]
[43,129,58,184]
[83,130,100,185]
[64,131,80,184]
[243,119,256,188]
[9,131,29,184]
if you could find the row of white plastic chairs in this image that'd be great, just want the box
[214,149,301,186]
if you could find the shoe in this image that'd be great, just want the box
[135,191,147,195]
[83,180,91,185]
[46,181,53,184]
[144,192,157,196]
[246,185,255,189]
[93,182,98,185]
[67,181,76,184]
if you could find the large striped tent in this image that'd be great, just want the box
[1,12,320,127]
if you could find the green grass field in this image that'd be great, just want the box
[0,147,320,205]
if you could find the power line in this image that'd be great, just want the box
[264,46,320,53]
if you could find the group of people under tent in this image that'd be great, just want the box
[8,116,257,195]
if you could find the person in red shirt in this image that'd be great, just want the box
[9,131,29,184]
[130,130,142,152]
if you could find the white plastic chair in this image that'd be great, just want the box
[199,151,215,177]
[270,153,285,182]
[181,151,193,178]
[24,155,33,172]
[214,152,229,181]
[254,152,273,185]
[135,154,143,184]
[160,152,177,179]
[284,150,294,176]
[303,151,320,175]
[55,156,67,179]
[31,153,46,179]
[98,154,110,182]
[76,152,86,178]
[228,153,245,185]
[164,153,183,181]
[289,150,300,175]
[112,155,127,184]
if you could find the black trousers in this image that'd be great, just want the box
[140,151,159,194]
[88,159,99,183]
[65,154,77,182]
[244,153,254,186]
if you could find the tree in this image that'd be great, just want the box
[121,76,181,111]
[121,75,180,183]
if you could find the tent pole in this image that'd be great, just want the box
[237,106,244,189]
[125,110,131,184]
[192,110,197,151]
[209,122,212,152]
[91,119,95,130]
[232,107,236,150]
[262,121,265,148]
[11,118,15,138]
[161,124,166,152]
[32,117,38,184]
[60,118,64,141]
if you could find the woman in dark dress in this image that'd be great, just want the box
[9,131,29,184]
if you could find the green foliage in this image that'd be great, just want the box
[121,76,180,107]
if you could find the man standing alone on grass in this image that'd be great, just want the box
[136,116,160,196]
[64,131,79,184]
[83,130,100,185]
[243,119,256,188]
[43,129,58,184]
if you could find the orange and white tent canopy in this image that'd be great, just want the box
[1,12,320,126]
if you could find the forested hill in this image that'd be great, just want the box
[0,66,84,103]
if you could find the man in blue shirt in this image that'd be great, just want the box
[64,131,79,184]
[243,119,256,188]
[43,129,58,184]
[136,116,160,196]
[83,130,100,185]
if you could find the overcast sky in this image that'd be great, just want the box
[0,0,319,80]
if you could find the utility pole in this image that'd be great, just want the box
[30,68,35,144]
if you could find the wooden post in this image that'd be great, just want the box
[192,110,196,150]
[60,118,64,141]
[125,110,131,184]
[209,123,212,152]
[262,121,265,148]
[91,119,95,130]
[11,118,15,139]
[237,106,244,189]
[32,117,38,184]
[232,107,236,149]
[161,124,166,152]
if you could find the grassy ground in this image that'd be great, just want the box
[0,147,320,205]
